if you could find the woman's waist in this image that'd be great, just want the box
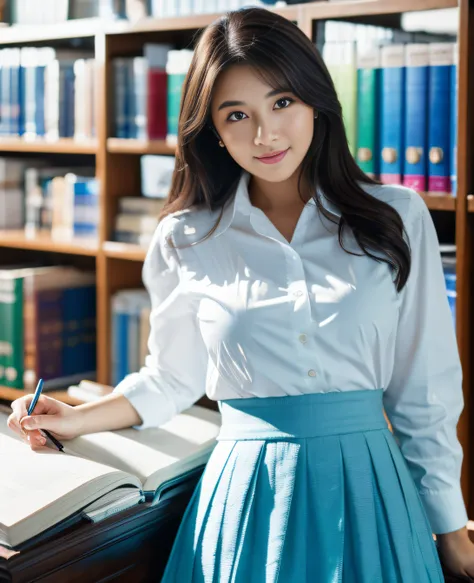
[217,388,389,441]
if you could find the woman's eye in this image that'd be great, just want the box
[275,97,294,109]
[227,111,248,122]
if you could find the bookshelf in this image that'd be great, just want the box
[0,0,473,516]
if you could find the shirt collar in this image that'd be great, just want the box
[213,171,341,238]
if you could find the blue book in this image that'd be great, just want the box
[9,48,22,136]
[0,49,11,136]
[450,44,458,196]
[112,293,130,385]
[380,45,405,185]
[403,44,429,192]
[113,58,132,138]
[428,43,454,193]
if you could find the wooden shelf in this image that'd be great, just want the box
[304,0,458,20]
[0,231,99,255]
[0,17,105,45]
[418,192,456,211]
[0,137,97,154]
[0,386,83,406]
[107,138,175,155]
[106,5,300,35]
[103,241,148,262]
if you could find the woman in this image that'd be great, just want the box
[8,7,474,581]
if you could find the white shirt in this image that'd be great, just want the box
[114,171,467,535]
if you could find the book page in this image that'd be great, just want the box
[64,406,221,491]
[0,414,141,547]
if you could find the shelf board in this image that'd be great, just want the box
[418,192,456,211]
[106,5,300,35]
[107,138,175,155]
[103,241,147,261]
[0,17,105,45]
[467,195,474,212]
[0,231,99,255]
[304,0,458,20]
[0,386,82,406]
[0,137,97,154]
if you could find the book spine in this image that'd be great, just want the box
[133,57,147,140]
[0,277,24,389]
[113,58,130,138]
[450,43,458,196]
[428,43,453,193]
[403,44,429,192]
[146,68,167,140]
[35,288,64,382]
[380,45,405,185]
[356,46,380,177]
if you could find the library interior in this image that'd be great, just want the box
[0,0,473,581]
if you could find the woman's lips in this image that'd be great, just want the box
[255,148,289,164]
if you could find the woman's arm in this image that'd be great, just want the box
[75,393,142,434]
[383,190,468,536]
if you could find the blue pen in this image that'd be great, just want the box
[27,379,64,452]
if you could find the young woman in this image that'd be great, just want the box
[8,7,474,581]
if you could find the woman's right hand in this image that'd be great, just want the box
[7,394,84,449]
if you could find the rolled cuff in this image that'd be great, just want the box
[419,485,468,534]
[113,372,176,430]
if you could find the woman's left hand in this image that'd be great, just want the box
[437,526,474,579]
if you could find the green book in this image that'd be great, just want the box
[356,45,381,177]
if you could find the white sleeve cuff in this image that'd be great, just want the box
[419,486,468,534]
[113,372,177,430]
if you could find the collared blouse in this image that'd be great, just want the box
[114,171,467,535]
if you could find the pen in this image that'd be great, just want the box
[27,379,64,452]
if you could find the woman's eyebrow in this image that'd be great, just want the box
[217,88,290,111]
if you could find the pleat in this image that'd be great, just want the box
[339,432,383,583]
[278,435,345,582]
[161,440,237,583]
[365,430,442,582]
[383,433,443,582]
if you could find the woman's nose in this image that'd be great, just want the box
[253,123,278,147]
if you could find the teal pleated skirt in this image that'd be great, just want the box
[160,389,444,582]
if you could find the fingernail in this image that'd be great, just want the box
[39,438,46,446]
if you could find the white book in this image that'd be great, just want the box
[0,405,221,549]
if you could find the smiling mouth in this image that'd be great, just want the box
[255,148,289,164]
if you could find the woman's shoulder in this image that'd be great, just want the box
[361,182,428,226]
[158,205,221,248]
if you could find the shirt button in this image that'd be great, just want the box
[308,369,317,377]
[299,334,307,344]
[294,290,303,297]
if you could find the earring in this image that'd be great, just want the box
[314,111,319,119]
[219,140,225,148]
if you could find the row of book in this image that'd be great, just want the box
[320,22,457,193]
[113,46,193,143]
[0,265,96,390]
[111,289,151,386]
[0,47,96,139]
[0,157,99,239]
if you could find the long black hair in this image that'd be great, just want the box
[162,7,411,292]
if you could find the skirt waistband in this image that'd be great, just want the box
[217,389,388,440]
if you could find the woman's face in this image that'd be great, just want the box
[210,64,315,183]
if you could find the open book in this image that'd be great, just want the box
[0,405,221,549]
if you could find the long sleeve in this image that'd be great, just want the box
[113,216,208,429]
[383,193,468,535]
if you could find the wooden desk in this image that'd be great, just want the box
[2,480,198,583]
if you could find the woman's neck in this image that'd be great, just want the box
[248,170,308,212]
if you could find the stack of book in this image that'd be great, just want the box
[320,21,457,194]
[113,155,174,246]
[0,47,96,140]
[0,265,96,392]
